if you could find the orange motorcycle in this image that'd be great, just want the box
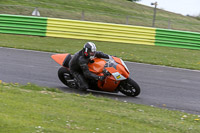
[51,53,140,97]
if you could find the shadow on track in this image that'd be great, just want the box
[57,86,140,101]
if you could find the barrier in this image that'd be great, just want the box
[155,28,200,50]
[0,14,47,36]
[0,14,200,50]
[46,18,156,45]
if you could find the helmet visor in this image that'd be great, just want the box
[89,51,96,59]
[90,51,95,56]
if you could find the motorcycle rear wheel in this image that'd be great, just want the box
[119,78,140,97]
[58,67,76,88]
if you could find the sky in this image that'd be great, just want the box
[137,0,200,16]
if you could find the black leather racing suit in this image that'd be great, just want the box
[69,50,109,90]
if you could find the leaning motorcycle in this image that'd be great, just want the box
[51,53,140,97]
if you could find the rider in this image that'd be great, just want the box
[69,42,109,90]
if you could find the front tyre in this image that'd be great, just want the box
[58,67,76,88]
[119,78,140,97]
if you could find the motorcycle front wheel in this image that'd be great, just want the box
[119,78,140,97]
[58,67,76,88]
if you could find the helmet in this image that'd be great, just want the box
[83,42,96,59]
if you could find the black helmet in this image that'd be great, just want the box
[83,42,96,59]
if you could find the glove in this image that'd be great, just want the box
[98,76,105,81]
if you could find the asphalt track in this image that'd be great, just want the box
[1,47,200,114]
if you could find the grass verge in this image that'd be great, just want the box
[0,81,200,133]
[0,33,200,70]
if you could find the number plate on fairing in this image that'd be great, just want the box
[112,72,126,81]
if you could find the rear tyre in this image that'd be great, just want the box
[119,78,140,97]
[58,67,76,88]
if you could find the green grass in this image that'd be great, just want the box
[1,81,200,133]
[1,1,200,132]
[0,33,200,70]
[0,0,200,32]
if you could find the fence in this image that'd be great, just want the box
[0,14,200,50]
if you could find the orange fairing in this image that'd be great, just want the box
[97,67,120,91]
[88,58,106,74]
[116,65,129,78]
[112,56,129,75]
[105,62,129,79]
[105,67,118,73]
[112,56,122,65]
[98,76,120,92]
[51,53,69,66]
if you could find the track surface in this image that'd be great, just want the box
[1,47,200,114]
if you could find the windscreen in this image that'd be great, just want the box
[104,56,118,69]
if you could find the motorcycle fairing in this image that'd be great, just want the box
[97,67,122,91]
[51,53,70,66]
[112,72,126,81]
[105,62,129,79]
[98,75,120,92]
[112,56,130,74]
[88,58,106,74]
[120,59,130,73]
[116,64,129,78]
[105,67,118,73]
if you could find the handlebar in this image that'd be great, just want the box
[103,69,110,77]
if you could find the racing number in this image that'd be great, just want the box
[116,75,121,79]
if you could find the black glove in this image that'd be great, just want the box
[98,76,105,81]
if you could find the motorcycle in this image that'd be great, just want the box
[51,53,140,97]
